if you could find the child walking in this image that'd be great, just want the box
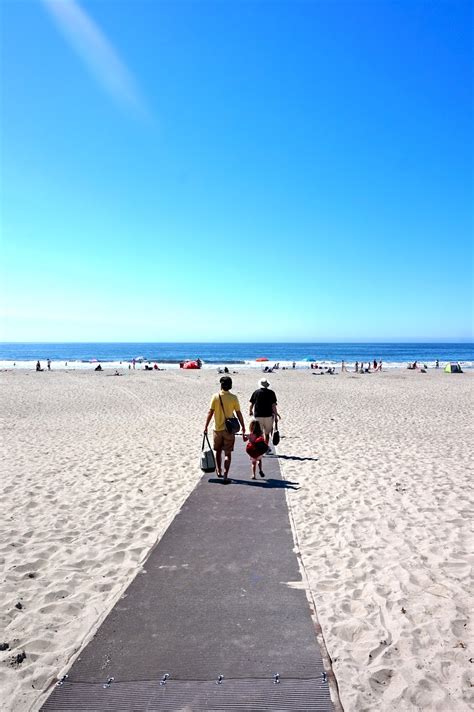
[245,420,269,479]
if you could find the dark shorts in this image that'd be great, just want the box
[213,429,235,454]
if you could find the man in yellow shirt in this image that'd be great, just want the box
[204,376,246,484]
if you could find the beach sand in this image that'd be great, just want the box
[1,367,472,711]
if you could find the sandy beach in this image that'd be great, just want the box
[1,367,472,711]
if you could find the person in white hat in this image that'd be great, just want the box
[249,378,279,446]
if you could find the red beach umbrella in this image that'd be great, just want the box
[256,357,269,362]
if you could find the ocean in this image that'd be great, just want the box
[0,342,472,370]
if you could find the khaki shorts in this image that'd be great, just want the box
[213,429,235,454]
[256,416,274,435]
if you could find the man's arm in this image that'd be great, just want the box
[272,402,280,420]
[204,409,214,433]
[249,392,255,417]
[236,410,246,433]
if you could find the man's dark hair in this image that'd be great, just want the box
[219,376,232,391]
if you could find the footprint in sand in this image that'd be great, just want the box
[451,618,468,637]
[44,590,70,603]
[440,560,470,578]
[368,667,394,692]
[409,676,449,708]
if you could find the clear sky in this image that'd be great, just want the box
[1,0,472,342]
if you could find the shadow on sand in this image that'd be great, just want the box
[269,454,318,462]
[208,477,300,490]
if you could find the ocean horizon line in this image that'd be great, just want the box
[1,339,472,345]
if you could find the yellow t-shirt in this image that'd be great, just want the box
[210,390,241,432]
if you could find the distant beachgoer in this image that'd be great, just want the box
[36,361,43,372]
[355,361,359,373]
[373,358,377,370]
[196,358,202,369]
[379,360,382,371]
[153,363,159,370]
[292,361,296,369]
[65,362,68,367]
[95,364,102,371]
[47,359,51,371]
[128,364,131,370]
[132,358,136,370]
[250,378,279,446]
[436,360,439,368]
[360,362,364,373]
[204,376,245,483]
[245,420,268,479]
[341,360,346,372]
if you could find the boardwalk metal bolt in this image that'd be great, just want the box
[322,672,327,683]
[216,674,224,685]
[103,677,114,689]
[160,673,170,686]
[273,673,280,684]
[56,675,68,687]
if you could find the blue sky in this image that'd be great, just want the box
[1,0,472,342]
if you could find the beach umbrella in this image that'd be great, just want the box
[256,357,269,362]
